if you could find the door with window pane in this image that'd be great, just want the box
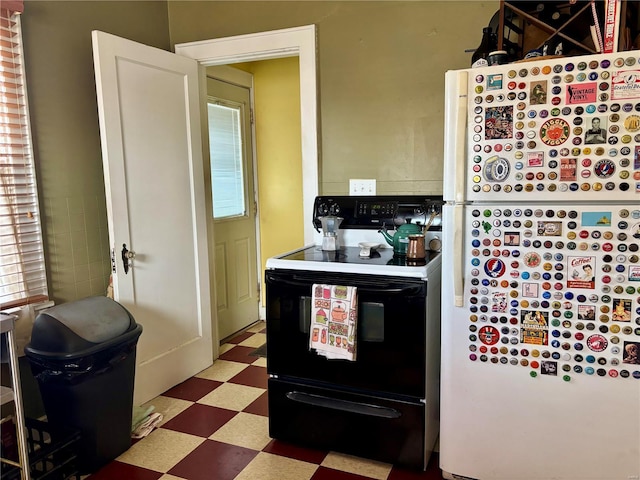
[207,77,259,339]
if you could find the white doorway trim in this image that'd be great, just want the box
[175,25,319,246]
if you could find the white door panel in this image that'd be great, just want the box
[207,77,259,339]
[235,237,252,302]
[92,30,212,404]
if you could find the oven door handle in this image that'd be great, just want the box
[357,285,423,295]
[285,391,402,419]
[276,276,424,296]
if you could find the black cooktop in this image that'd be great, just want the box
[279,246,439,266]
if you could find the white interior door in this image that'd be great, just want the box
[92,30,213,405]
[207,77,260,339]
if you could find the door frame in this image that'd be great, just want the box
[175,25,319,356]
[206,66,261,339]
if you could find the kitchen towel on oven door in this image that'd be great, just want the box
[310,284,357,361]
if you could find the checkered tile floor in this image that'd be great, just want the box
[86,322,444,480]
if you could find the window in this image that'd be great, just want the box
[207,99,246,219]
[0,2,48,309]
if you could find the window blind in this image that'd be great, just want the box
[0,4,49,309]
[208,101,246,219]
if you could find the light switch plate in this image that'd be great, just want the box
[349,179,376,196]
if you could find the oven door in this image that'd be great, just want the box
[265,268,427,399]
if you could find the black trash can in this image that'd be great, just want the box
[24,296,142,474]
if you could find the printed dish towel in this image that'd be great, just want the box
[309,284,358,361]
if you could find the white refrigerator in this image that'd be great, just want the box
[441,51,640,480]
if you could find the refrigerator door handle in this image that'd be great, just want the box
[453,71,468,204]
[453,204,464,307]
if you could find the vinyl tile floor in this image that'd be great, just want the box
[86,322,444,480]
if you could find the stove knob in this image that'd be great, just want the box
[429,237,442,252]
[318,202,329,215]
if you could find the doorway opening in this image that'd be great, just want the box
[175,25,319,356]
[206,72,259,340]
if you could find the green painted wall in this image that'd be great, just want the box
[167,1,499,195]
[21,1,170,304]
[20,0,497,306]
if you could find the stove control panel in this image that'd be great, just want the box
[312,195,443,231]
[355,200,397,219]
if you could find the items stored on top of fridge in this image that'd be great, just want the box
[471,26,497,68]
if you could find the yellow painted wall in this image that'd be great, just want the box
[235,59,303,295]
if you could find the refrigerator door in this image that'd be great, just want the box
[441,203,640,480]
[445,52,640,205]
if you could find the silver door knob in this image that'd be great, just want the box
[121,243,136,274]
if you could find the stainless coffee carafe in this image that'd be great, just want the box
[320,216,343,251]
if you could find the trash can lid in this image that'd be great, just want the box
[28,296,134,354]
